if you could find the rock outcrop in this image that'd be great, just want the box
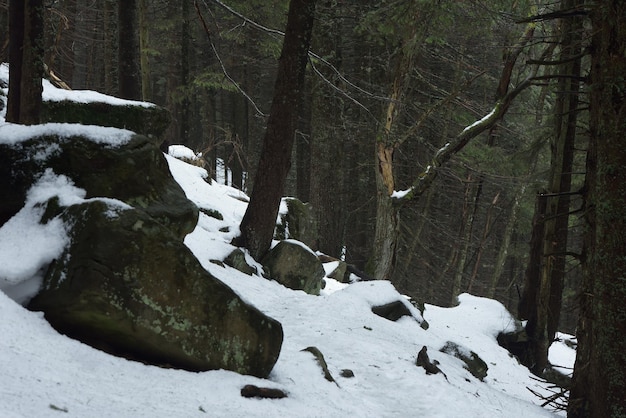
[1,99,284,377]
[0,133,197,238]
[275,197,318,250]
[41,100,171,144]
[29,200,282,377]
[262,240,325,295]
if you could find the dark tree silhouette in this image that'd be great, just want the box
[6,0,44,125]
[568,1,626,416]
[235,0,317,260]
[118,0,141,100]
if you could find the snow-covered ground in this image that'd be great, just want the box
[0,66,574,417]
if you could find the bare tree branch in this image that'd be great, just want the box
[202,0,386,111]
[393,76,534,205]
[194,0,267,117]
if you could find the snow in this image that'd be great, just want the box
[0,62,153,108]
[0,73,574,418]
[462,108,497,134]
[168,144,201,161]
[0,122,135,147]
[0,169,131,304]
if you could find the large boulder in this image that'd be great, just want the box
[41,100,171,144]
[1,124,283,378]
[29,200,283,377]
[262,240,325,295]
[0,132,197,238]
[275,197,318,250]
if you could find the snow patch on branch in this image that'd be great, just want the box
[391,188,412,199]
[462,107,497,134]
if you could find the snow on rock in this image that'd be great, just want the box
[0,169,132,304]
[42,78,155,108]
[168,144,201,161]
[0,122,134,147]
[0,62,153,109]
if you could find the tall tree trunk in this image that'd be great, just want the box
[519,0,583,375]
[138,0,152,101]
[450,174,479,303]
[296,75,312,203]
[6,0,44,125]
[568,1,626,416]
[236,0,316,260]
[6,0,25,123]
[487,182,527,298]
[370,42,413,280]
[118,0,141,100]
[0,3,8,63]
[179,0,190,144]
[103,0,117,95]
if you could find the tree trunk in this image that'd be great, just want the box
[138,0,152,101]
[6,0,25,123]
[0,4,8,63]
[568,1,626,416]
[519,0,582,376]
[179,0,190,144]
[370,42,413,280]
[296,75,312,203]
[6,0,44,125]
[235,0,316,260]
[487,182,527,298]
[450,174,478,304]
[118,0,141,100]
[103,0,117,96]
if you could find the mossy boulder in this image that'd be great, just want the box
[262,240,325,295]
[327,260,349,282]
[28,200,283,377]
[41,100,171,144]
[0,133,197,238]
[224,248,258,276]
[275,198,318,249]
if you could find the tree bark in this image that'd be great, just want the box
[6,0,44,125]
[6,0,25,123]
[138,0,152,101]
[568,1,626,416]
[235,0,316,260]
[118,0,141,100]
[518,0,582,376]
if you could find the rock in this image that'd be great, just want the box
[28,200,283,378]
[497,328,533,367]
[371,300,413,322]
[224,248,257,276]
[275,198,318,250]
[326,260,348,282]
[262,240,325,295]
[416,346,448,380]
[0,133,197,238]
[340,369,355,378]
[240,385,287,399]
[41,100,171,144]
[318,254,350,283]
[440,341,488,381]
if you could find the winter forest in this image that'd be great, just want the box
[1,0,625,417]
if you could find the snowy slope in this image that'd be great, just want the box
[0,70,574,417]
